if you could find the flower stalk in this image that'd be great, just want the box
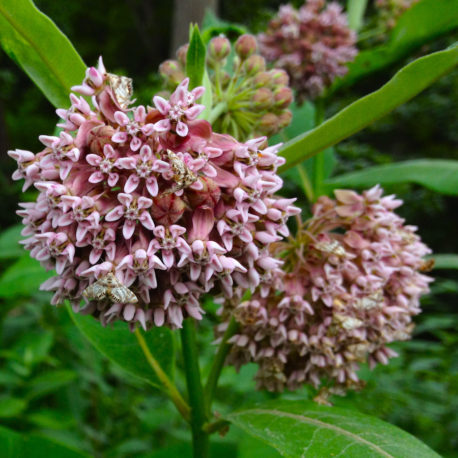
[134,328,190,421]
[181,318,209,458]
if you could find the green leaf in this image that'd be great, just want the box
[334,0,458,90]
[0,397,27,418]
[0,225,24,260]
[0,255,53,298]
[0,425,89,458]
[201,10,247,43]
[324,159,458,195]
[199,70,213,121]
[0,0,86,108]
[431,254,458,270]
[186,24,206,89]
[68,305,175,389]
[280,44,458,171]
[26,369,77,400]
[226,400,440,457]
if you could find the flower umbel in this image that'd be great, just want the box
[9,58,297,330]
[160,34,294,140]
[222,186,432,395]
[258,0,358,102]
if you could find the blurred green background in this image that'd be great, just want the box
[0,1,457,456]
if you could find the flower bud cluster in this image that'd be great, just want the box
[9,58,298,330]
[160,34,293,140]
[258,0,358,102]
[375,0,419,32]
[222,186,432,394]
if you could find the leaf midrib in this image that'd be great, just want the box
[231,408,394,458]
[0,2,69,97]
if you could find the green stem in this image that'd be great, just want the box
[313,98,326,198]
[181,319,209,458]
[203,418,230,434]
[347,0,369,31]
[204,317,239,414]
[207,101,228,124]
[134,328,190,421]
[297,164,315,202]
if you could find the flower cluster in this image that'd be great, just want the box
[160,34,294,140]
[375,0,419,31]
[258,0,358,101]
[222,186,432,394]
[9,58,298,330]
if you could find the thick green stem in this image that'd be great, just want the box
[207,101,228,124]
[204,317,239,414]
[313,98,326,198]
[181,319,209,458]
[347,0,369,31]
[134,328,190,421]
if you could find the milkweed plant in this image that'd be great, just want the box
[2,0,457,456]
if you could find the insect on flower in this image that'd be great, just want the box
[83,273,138,304]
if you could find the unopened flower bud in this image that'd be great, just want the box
[242,55,266,76]
[176,44,189,67]
[208,36,231,61]
[258,113,279,136]
[253,71,271,87]
[268,69,289,87]
[235,34,258,60]
[159,60,185,86]
[274,87,293,109]
[252,88,274,109]
[278,110,293,128]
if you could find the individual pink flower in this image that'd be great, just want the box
[9,58,297,330]
[222,186,433,396]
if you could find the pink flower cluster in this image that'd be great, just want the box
[258,0,358,101]
[223,186,432,393]
[9,58,298,330]
[375,0,419,31]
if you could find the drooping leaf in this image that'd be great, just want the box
[280,44,458,171]
[0,425,89,458]
[186,24,206,89]
[201,9,247,43]
[334,0,458,90]
[0,255,53,298]
[0,0,86,108]
[431,254,458,270]
[68,305,175,390]
[324,160,458,195]
[0,225,24,260]
[225,400,440,457]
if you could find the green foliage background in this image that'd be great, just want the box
[0,1,457,457]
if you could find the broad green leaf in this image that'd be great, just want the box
[280,44,458,171]
[0,425,88,458]
[226,400,440,457]
[431,254,458,270]
[0,397,27,418]
[324,160,458,195]
[0,0,86,108]
[0,225,23,259]
[0,255,53,298]
[334,0,458,90]
[68,305,175,389]
[186,24,206,89]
